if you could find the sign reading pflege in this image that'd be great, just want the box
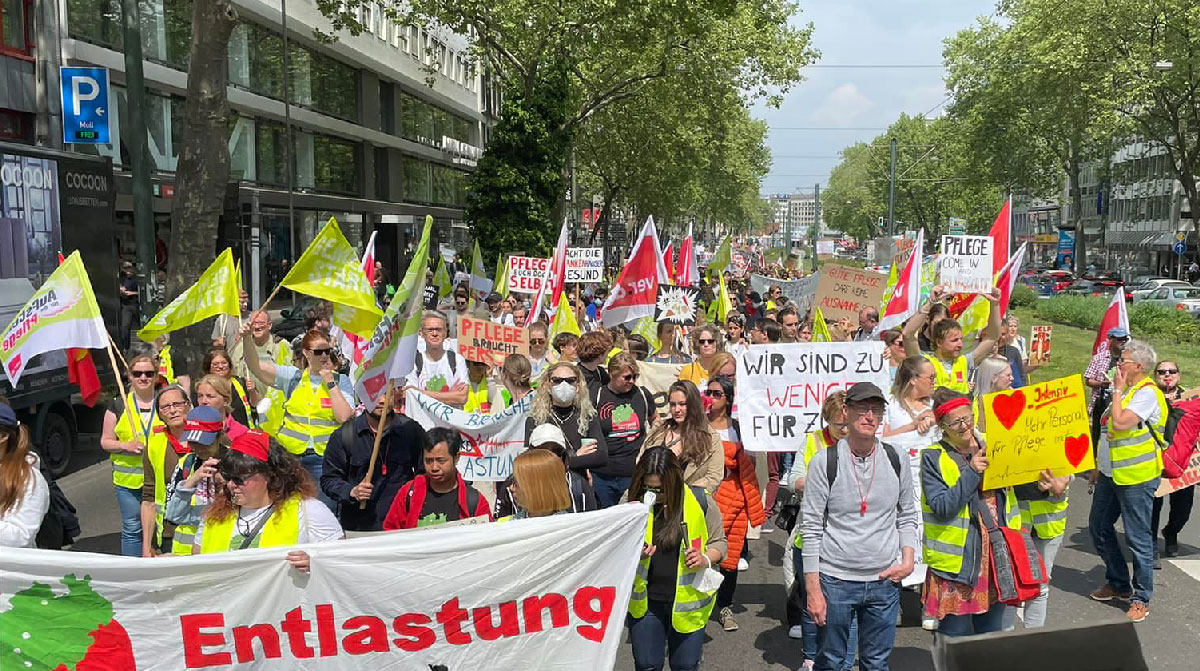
[565,247,604,283]
[938,235,994,294]
[507,256,550,293]
[735,342,890,451]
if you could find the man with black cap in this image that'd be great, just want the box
[483,292,515,326]
[800,382,918,671]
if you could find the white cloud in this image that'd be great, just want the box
[807,83,874,126]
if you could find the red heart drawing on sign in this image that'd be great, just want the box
[991,390,1026,431]
[1064,434,1090,467]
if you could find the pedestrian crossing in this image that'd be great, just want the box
[1168,559,1200,583]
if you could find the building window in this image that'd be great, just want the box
[0,108,30,141]
[1,0,30,54]
[313,134,358,195]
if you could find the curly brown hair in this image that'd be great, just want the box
[577,331,613,363]
[203,445,316,522]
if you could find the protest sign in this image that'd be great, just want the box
[750,273,818,316]
[735,342,890,451]
[407,390,532,481]
[458,315,528,367]
[814,264,888,325]
[816,240,836,257]
[654,285,701,325]
[507,256,550,293]
[564,247,604,283]
[1030,325,1052,366]
[639,361,687,419]
[1158,451,1200,497]
[939,235,995,295]
[981,374,1094,489]
[0,505,646,671]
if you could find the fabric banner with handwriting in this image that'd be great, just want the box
[406,391,532,481]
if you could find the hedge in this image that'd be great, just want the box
[1031,294,1200,344]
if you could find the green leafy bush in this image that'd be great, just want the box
[1033,295,1107,330]
[1033,295,1200,344]
[1009,285,1038,308]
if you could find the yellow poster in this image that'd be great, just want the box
[982,374,1094,489]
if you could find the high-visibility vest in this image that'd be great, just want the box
[465,382,491,415]
[230,376,256,428]
[158,346,177,385]
[629,486,716,633]
[111,392,159,489]
[198,495,302,554]
[144,428,176,548]
[256,341,294,438]
[1107,377,1167,486]
[924,353,969,394]
[1018,494,1069,539]
[921,444,1020,575]
[275,375,340,456]
[170,453,202,555]
[793,429,836,550]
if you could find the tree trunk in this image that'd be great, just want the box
[1066,144,1085,276]
[166,1,238,369]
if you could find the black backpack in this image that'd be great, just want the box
[35,466,80,549]
[414,351,458,376]
[826,442,903,486]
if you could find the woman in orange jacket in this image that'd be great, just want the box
[706,374,766,632]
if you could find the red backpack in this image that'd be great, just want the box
[1151,397,1200,479]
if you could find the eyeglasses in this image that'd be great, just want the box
[529,338,546,345]
[944,416,974,430]
[1157,368,1179,375]
[550,376,578,385]
[423,327,446,334]
[131,370,156,379]
[309,348,332,357]
[849,404,884,418]
[159,401,189,412]
[704,389,726,398]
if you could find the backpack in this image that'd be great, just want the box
[826,441,903,486]
[1150,398,1200,479]
[414,350,458,377]
[35,466,80,550]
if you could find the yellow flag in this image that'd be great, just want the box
[138,249,240,342]
[812,307,834,343]
[494,254,509,298]
[280,217,382,338]
[631,315,661,352]
[234,259,243,292]
[958,294,991,338]
[433,255,453,300]
[715,274,734,322]
[549,292,581,340]
[880,260,899,310]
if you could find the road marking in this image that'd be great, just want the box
[1168,560,1200,583]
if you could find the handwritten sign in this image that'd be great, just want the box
[507,256,550,293]
[654,285,700,325]
[814,264,887,324]
[1029,325,1052,366]
[750,273,819,316]
[639,361,687,420]
[407,391,532,481]
[735,342,890,451]
[939,235,994,294]
[982,374,1094,489]
[565,247,604,283]
[457,315,528,366]
[1158,450,1200,497]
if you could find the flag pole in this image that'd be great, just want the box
[256,283,283,316]
[358,380,394,510]
[105,336,142,449]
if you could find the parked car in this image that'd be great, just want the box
[1019,275,1056,297]
[1036,270,1075,293]
[1142,286,1200,317]
[1130,279,1189,302]
[1063,279,1119,297]
[1131,274,1168,287]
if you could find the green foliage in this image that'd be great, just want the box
[1032,295,1200,344]
[1009,285,1038,308]
[1033,295,1108,329]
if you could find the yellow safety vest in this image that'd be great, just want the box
[921,444,1020,575]
[793,429,836,549]
[1018,494,1069,539]
[259,342,294,438]
[111,392,159,489]
[465,382,492,415]
[1107,377,1167,486]
[924,353,969,394]
[169,453,202,556]
[199,495,302,554]
[144,428,176,548]
[230,376,256,428]
[275,375,341,456]
[629,486,716,633]
[158,346,177,385]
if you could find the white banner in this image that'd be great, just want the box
[0,506,648,671]
[735,342,890,451]
[564,247,604,283]
[406,391,532,481]
[749,273,818,316]
[506,256,550,294]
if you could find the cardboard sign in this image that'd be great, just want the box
[654,285,701,325]
[1029,325,1052,366]
[982,374,1095,489]
[639,361,687,420]
[458,315,528,366]
[735,341,890,451]
[813,264,888,325]
[939,235,995,294]
[565,247,604,283]
[507,256,550,293]
[1157,450,1200,497]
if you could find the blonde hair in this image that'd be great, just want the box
[530,362,596,433]
[974,356,1013,397]
[195,375,233,411]
[502,354,532,390]
[607,352,639,379]
[512,449,572,516]
[706,352,736,377]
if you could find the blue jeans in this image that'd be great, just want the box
[627,599,706,671]
[592,473,631,508]
[815,575,898,671]
[114,485,143,557]
[301,452,337,513]
[938,600,1007,637]
[1088,473,1158,604]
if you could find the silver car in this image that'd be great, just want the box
[1142,285,1200,316]
[1130,278,1189,302]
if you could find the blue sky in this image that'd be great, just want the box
[755,0,997,196]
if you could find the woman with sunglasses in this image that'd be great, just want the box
[195,431,343,569]
[240,325,355,505]
[678,325,724,388]
[642,381,723,493]
[920,388,1022,636]
[591,353,656,508]
[100,351,161,556]
[140,384,192,557]
[705,375,765,632]
[527,322,554,379]
[526,362,607,478]
[202,348,258,428]
[1151,360,1193,564]
[626,447,726,671]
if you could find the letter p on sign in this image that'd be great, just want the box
[71,76,100,116]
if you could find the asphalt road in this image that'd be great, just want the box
[57,426,1200,670]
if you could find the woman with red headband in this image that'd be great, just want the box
[194,431,343,570]
[919,388,1022,637]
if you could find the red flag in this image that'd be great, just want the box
[947,198,1011,318]
[528,219,570,326]
[56,252,102,406]
[601,216,668,326]
[663,242,676,284]
[994,242,1027,319]
[1093,290,1130,355]
[676,223,700,287]
[876,228,924,334]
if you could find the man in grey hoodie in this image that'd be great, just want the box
[801,382,919,671]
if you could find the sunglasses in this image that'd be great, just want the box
[550,376,578,385]
[698,338,716,345]
[1157,368,1179,375]
[131,370,156,379]
[529,338,546,345]
[620,373,638,382]
[704,389,725,398]
[309,348,332,357]
[220,470,259,486]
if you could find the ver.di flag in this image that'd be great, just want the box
[137,249,240,343]
[1,251,108,385]
[432,255,453,302]
[706,234,732,280]
[281,217,382,338]
[875,227,924,335]
[548,292,581,341]
[812,307,834,342]
[601,216,668,327]
[494,253,509,298]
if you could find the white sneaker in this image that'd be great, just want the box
[921,615,939,631]
[746,525,762,540]
[799,660,815,671]
[788,625,805,639]
[737,557,749,571]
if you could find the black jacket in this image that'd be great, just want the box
[493,470,598,519]
[320,413,429,531]
[524,407,608,474]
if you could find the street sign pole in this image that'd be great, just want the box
[120,0,160,315]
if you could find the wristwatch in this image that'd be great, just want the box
[325,380,337,390]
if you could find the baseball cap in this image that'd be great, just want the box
[1108,327,1130,340]
[485,292,502,304]
[183,406,224,445]
[0,404,17,429]
[529,423,567,449]
[845,382,887,405]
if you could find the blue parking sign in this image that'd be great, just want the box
[60,67,111,144]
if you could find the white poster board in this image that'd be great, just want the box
[938,235,994,294]
[507,256,550,293]
[564,247,604,283]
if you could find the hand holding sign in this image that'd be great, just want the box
[982,374,1095,489]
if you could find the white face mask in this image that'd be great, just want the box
[551,381,577,405]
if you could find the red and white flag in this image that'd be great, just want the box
[337,231,376,371]
[676,223,700,287]
[663,242,676,284]
[528,219,570,326]
[602,216,668,326]
[1093,290,1130,355]
[874,227,924,334]
[994,241,1027,319]
[948,197,1011,318]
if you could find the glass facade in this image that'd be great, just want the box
[398,91,474,146]
[2,0,30,52]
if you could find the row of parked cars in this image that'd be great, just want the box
[1019,269,1200,317]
